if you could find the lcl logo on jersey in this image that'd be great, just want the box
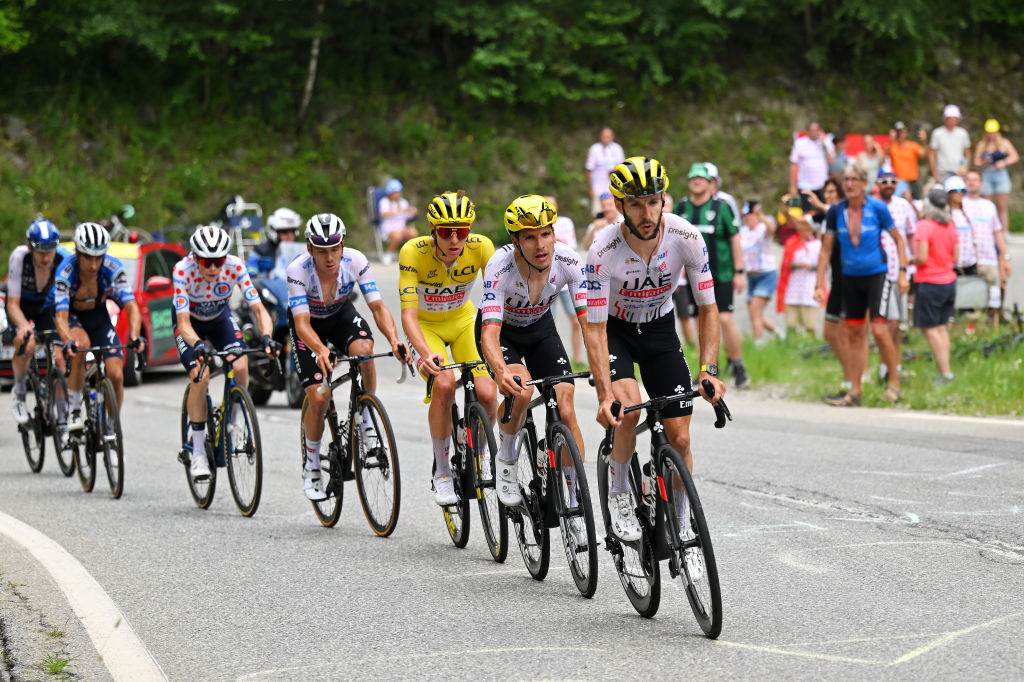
[449,265,477,278]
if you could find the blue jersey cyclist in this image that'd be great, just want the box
[173,224,278,481]
[52,223,145,432]
[246,206,304,330]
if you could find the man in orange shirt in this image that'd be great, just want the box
[887,121,928,200]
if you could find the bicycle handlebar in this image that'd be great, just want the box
[618,379,731,429]
[423,359,486,402]
[499,370,590,424]
[500,376,523,425]
[315,350,400,395]
[192,347,270,383]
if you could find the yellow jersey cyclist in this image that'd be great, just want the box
[289,213,406,501]
[478,195,595,545]
[172,225,279,481]
[399,190,497,506]
[584,157,727,542]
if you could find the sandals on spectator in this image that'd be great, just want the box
[828,392,861,407]
[881,385,901,403]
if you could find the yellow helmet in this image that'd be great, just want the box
[609,156,670,199]
[504,195,557,235]
[427,191,476,227]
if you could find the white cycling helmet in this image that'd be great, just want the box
[266,207,302,244]
[305,213,346,248]
[190,224,233,259]
[74,222,111,256]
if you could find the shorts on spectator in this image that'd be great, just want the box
[825,270,845,322]
[914,282,956,328]
[981,168,1012,195]
[976,264,1002,309]
[784,304,822,334]
[747,270,778,299]
[673,285,695,320]
[842,272,888,323]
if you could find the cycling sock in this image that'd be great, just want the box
[564,467,578,507]
[305,438,322,471]
[609,458,629,495]
[69,389,82,411]
[432,438,452,478]
[360,406,373,433]
[190,423,206,460]
[497,430,518,464]
[13,371,26,395]
[674,488,690,535]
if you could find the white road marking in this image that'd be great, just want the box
[886,411,1024,428]
[940,462,1008,478]
[871,495,922,504]
[720,521,826,537]
[0,511,167,681]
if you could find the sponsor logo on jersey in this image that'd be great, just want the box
[244,288,260,301]
[597,236,621,257]
[174,295,188,309]
[482,292,496,302]
[483,280,491,288]
[554,253,575,265]
[287,276,304,285]
[618,273,673,299]
[214,282,230,297]
[698,279,714,290]
[427,269,439,279]
[358,264,370,276]
[585,264,601,274]
[399,264,416,272]
[587,297,607,307]
[482,305,502,315]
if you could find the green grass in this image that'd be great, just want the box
[36,652,73,675]
[45,625,66,639]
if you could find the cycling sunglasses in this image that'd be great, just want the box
[29,240,58,252]
[308,233,344,248]
[199,256,227,268]
[435,226,470,240]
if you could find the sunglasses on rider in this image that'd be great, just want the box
[308,233,344,248]
[199,256,227,268]
[435,226,470,241]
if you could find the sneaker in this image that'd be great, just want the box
[67,408,85,432]
[734,364,750,389]
[304,469,327,501]
[11,394,29,424]
[568,516,588,549]
[608,492,642,542]
[190,455,212,481]
[433,474,457,506]
[495,462,522,506]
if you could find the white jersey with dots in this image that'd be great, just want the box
[172,254,259,321]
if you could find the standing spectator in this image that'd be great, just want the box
[963,169,1012,323]
[584,127,625,216]
[913,188,959,384]
[973,118,1019,236]
[704,162,741,229]
[546,195,584,365]
[828,131,848,181]
[814,164,908,406]
[887,121,928,199]
[929,105,971,183]
[739,200,778,346]
[876,170,917,383]
[582,193,620,251]
[946,176,977,276]
[378,179,418,264]
[776,208,823,336]
[789,121,836,211]
[857,135,884,192]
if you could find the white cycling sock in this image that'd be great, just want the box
[13,371,26,396]
[609,458,629,495]
[564,467,578,507]
[497,429,518,464]
[674,488,690,535]
[69,389,82,411]
[190,424,206,461]
[361,406,373,433]
[432,438,452,478]
[305,438,321,471]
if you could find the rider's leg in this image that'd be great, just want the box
[302,383,330,469]
[103,355,125,408]
[349,338,375,392]
[427,370,456,477]
[609,378,642,494]
[11,329,34,396]
[553,382,582,506]
[496,364,533,464]
[664,414,695,534]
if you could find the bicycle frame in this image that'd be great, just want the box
[192,349,267,461]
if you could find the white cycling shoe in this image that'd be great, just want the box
[67,408,85,432]
[568,516,588,549]
[433,474,457,506]
[608,492,642,542]
[190,454,211,481]
[495,462,522,506]
[304,469,327,501]
[11,395,29,425]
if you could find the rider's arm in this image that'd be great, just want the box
[397,244,442,376]
[367,299,401,354]
[55,310,72,345]
[236,270,273,338]
[479,323,520,396]
[583,244,617,426]
[6,295,29,333]
[5,252,29,331]
[695,303,725,402]
[53,266,73,344]
[175,311,200,347]
[124,300,143,341]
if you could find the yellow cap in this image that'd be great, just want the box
[985,119,1000,133]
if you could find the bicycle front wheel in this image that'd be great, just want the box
[300,395,343,527]
[98,378,125,499]
[658,445,722,638]
[351,393,400,537]
[225,384,263,517]
[48,371,74,477]
[469,404,506,562]
[181,384,216,509]
[550,423,598,598]
[74,390,96,493]
[511,426,549,581]
[21,373,45,473]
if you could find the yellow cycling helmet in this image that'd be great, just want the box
[504,195,557,235]
[609,156,670,199]
[427,191,476,227]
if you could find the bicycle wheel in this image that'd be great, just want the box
[20,372,45,473]
[550,423,598,598]
[597,443,660,617]
[658,446,722,638]
[98,378,125,499]
[351,393,400,537]
[468,404,506,562]
[511,426,549,580]
[73,390,96,493]
[225,384,262,517]
[300,395,343,527]
[48,370,74,477]
[180,384,216,509]
[442,420,471,548]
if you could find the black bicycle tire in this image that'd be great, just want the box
[352,392,401,537]
[301,395,343,527]
[468,404,507,562]
[181,384,216,509]
[442,417,471,548]
[21,371,45,473]
[225,384,263,517]
[99,378,125,499]
[512,425,549,580]
[657,445,722,638]
[48,370,75,477]
[550,423,598,598]
[74,389,96,493]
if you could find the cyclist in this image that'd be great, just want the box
[173,224,279,481]
[289,213,406,501]
[478,195,592,543]
[6,219,71,424]
[399,190,497,506]
[246,206,303,329]
[52,223,145,431]
[585,157,727,542]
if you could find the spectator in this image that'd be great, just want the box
[584,127,625,216]
[876,169,917,383]
[545,195,584,365]
[963,169,1012,323]
[929,104,971,182]
[246,206,303,329]
[887,121,928,200]
[378,179,418,264]
[857,134,884,192]
[913,187,959,384]
[973,118,1019,236]
[828,130,848,181]
[582,193,619,251]
[739,200,778,346]
[704,162,741,230]
[946,176,977,276]
[776,208,823,336]
[789,121,836,211]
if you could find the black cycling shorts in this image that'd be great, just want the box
[842,272,889,323]
[174,312,245,372]
[494,311,573,384]
[607,313,693,419]
[68,307,122,359]
[290,302,373,388]
[826,270,845,322]
[16,304,57,333]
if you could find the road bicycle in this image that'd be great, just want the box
[597,379,730,636]
[178,348,266,516]
[426,360,506,562]
[14,329,74,476]
[301,349,405,535]
[500,370,598,598]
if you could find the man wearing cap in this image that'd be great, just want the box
[675,162,749,387]
[379,178,419,264]
[929,105,971,183]
[876,169,918,382]
[584,126,625,216]
[704,162,741,231]
[789,121,835,209]
[963,169,1012,323]
[887,122,928,200]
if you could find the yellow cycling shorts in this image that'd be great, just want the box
[408,308,490,395]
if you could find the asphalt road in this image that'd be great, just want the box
[1,247,1023,681]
